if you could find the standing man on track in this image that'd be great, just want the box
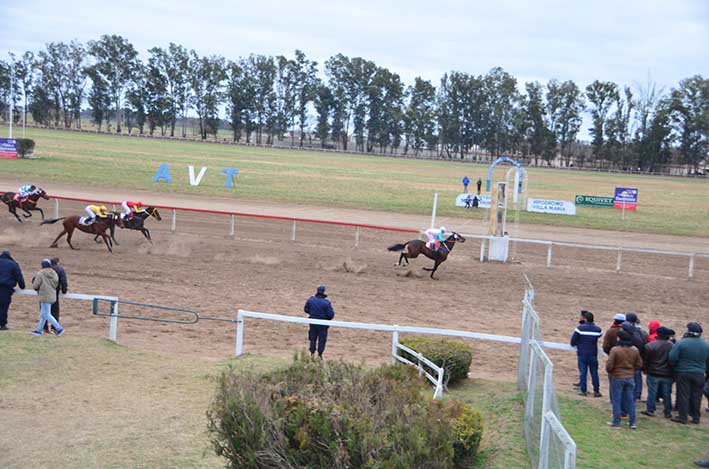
[0,251,25,331]
[304,285,335,359]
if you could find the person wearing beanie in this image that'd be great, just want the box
[647,320,661,343]
[304,285,335,359]
[606,329,643,429]
[602,313,626,401]
[570,310,603,397]
[30,259,63,336]
[625,313,649,401]
[641,326,675,418]
[0,250,25,330]
[669,322,709,424]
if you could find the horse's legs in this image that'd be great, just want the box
[50,229,68,248]
[111,224,119,246]
[429,260,441,279]
[101,234,113,253]
[65,226,77,250]
[141,228,152,243]
[37,207,44,220]
[9,205,22,222]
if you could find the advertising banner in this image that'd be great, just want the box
[455,193,491,209]
[575,195,614,207]
[0,138,17,159]
[527,198,576,215]
[613,187,638,210]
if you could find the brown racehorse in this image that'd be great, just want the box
[41,214,122,253]
[1,189,50,222]
[387,232,466,279]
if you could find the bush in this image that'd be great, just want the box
[16,138,35,158]
[399,336,473,385]
[208,354,483,468]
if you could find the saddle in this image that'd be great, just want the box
[13,194,28,203]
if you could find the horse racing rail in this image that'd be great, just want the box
[15,192,707,281]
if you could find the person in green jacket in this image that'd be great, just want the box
[669,322,709,424]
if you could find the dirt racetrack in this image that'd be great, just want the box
[2,197,709,391]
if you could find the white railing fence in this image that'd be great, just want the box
[391,331,444,399]
[518,279,576,469]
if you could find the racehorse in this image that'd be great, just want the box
[41,213,123,253]
[1,189,50,222]
[96,207,162,245]
[387,232,466,279]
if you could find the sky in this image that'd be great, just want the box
[1,0,707,102]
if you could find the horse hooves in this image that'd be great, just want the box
[49,244,57,248]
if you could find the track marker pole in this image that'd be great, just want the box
[54,199,59,219]
[430,193,438,229]
[291,220,296,241]
[171,209,176,233]
[235,310,244,356]
[109,301,119,342]
[229,214,235,238]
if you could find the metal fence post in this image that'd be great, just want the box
[688,254,695,280]
[546,243,553,269]
[355,226,360,247]
[616,248,622,273]
[391,328,399,365]
[235,310,244,356]
[229,214,235,238]
[538,365,554,469]
[291,220,297,241]
[109,300,119,342]
[479,239,486,262]
[171,209,176,233]
[434,368,444,399]
[54,198,59,219]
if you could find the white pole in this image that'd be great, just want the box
[109,300,118,342]
[235,310,244,356]
[430,192,438,229]
[355,226,360,247]
[229,214,235,238]
[688,254,695,280]
[8,56,14,139]
[616,249,622,273]
[391,328,399,365]
[479,239,486,262]
[171,209,176,232]
[291,220,296,241]
[54,199,59,219]
[546,243,552,269]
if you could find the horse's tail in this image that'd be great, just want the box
[41,218,65,225]
[387,243,407,252]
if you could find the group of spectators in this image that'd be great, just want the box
[571,310,709,433]
[0,250,68,335]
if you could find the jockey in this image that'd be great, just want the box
[121,200,145,220]
[16,185,37,201]
[425,226,447,251]
[84,205,108,225]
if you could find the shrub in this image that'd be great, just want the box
[208,354,484,468]
[399,336,473,385]
[16,138,35,158]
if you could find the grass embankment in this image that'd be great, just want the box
[2,127,708,237]
[2,333,705,468]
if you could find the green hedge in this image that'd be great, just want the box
[208,354,483,468]
[399,336,473,385]
[16,138,35,158]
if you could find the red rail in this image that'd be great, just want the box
[2,191,419,234]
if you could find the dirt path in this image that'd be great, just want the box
[2,177,707,253]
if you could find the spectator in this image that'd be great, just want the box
[641,326,675,418]
[31,259,64,337]
[570,310,603,397]
[603,313,626,354]
[705,376,709,413]
[462,176,470,193]
[472,195,479,208]
[304,285,335,359]
[0,250,25,331]
[476,177,482,195]
[43,257,68,334]
[647,320,660,343]
[625,313,648,401]
[695,450,709,468]
[606,330,643,429]
[464,194,473,209]
[669,322,709,424]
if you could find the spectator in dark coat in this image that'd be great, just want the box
[476,177,482,195]
[602,313,626,354]
[43,257,68,333]
[304,285,335,359]
[570,310,603,397]
[624,313,648,401]
[641,326,675,418]
[606,330,643,429]
[0,250,26,330]
[669,322,709,424]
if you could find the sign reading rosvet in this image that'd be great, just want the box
[613,187,638,210]
[575,195,614,207]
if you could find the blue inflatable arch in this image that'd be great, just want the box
[485,156,525,193]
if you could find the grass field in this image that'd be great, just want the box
[2,127,708,237]
[2,334,706,468]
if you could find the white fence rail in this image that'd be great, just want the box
[392,333,444,399]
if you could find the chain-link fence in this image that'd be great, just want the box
[519,278,577,469]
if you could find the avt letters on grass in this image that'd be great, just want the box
[153,164,239,189]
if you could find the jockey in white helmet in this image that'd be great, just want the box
[425,226,447,251]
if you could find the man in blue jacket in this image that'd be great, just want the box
[304,285,335,359]
[462,176,470,193]
[571,310,603,397]
[0,251,26,330]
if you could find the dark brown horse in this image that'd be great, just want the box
[1,189,50,222]
[387,232,466,279]
[41,214,122,253]
[96,207,162,245]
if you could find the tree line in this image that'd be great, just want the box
[0,35,707,172]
